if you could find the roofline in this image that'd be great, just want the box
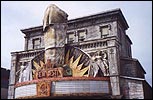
[126,35,133,44]
[143,80,152,88]
[68,8,121,21]
[11,48,44,55]
[120,75,145,81]
[21,25,43,34]
[21,8,129,34]
[134,58,146,74]
[68,8,129,29]
[120,57,146,74]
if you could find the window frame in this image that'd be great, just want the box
[32,38,41,49]
[99,25,110,38]
[78,29,87,42]
[67,32,76,43]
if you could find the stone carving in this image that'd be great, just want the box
[43,4,68,31]
[55,24,67,47]
[55,48,65,65]
[89,51,109,77]
[44,27,55,50]
[16,62,32,83]
[100,51,109,76]
[89,53,100,77]
[43,4,68,68]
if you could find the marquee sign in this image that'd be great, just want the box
[14,77,110,99]
[34,67,63,79]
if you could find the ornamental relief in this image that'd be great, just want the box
[37,81,50,97]
[88,50,109,77]
[15,47,111,84]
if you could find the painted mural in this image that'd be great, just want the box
[30,46,109,80]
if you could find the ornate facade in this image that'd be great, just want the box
[8,5,151,99]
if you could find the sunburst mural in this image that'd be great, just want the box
[32,60,45,79]
[32,47,90,79]
[65,50,89,77]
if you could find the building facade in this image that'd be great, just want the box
[1,68,10,99]
[8,8,151,99]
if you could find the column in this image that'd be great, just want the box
[8,53,17,99]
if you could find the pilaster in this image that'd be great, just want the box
[107,44,121,96]
[8,53,18,99]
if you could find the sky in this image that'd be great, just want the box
[1,1,152,86]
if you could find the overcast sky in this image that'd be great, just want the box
[1,1,152,86]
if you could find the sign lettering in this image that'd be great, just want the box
[37,68,63,79]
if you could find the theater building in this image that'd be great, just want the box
[8,5,152,99]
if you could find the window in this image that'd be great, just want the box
[33,38,41,49]
[100,26,109,38]
[78,30,87,42]
[68,32,75,43]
